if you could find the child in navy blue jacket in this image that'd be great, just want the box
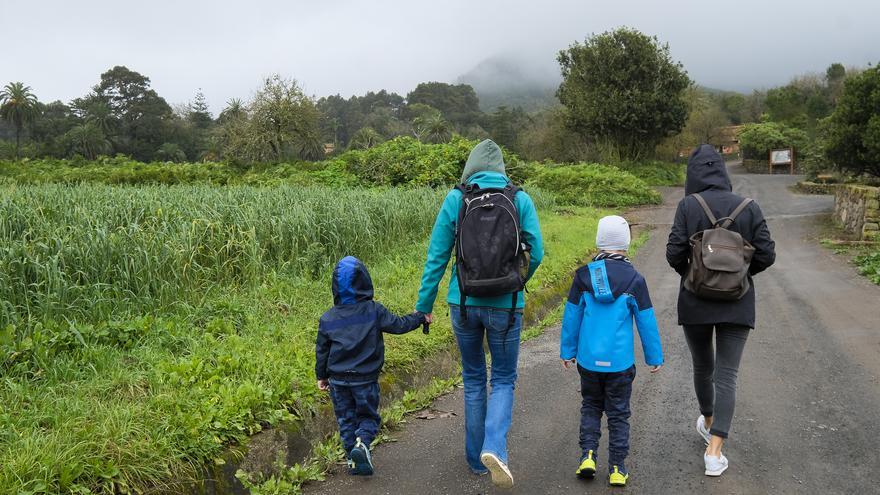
[560,216,664,487]
[315,256,427,475]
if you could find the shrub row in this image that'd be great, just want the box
[1,137,678,207]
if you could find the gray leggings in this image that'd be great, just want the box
[682,324,750,439]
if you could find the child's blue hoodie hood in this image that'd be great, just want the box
[332,256,373,305]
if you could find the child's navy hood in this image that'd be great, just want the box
[685,144,732,195]
[332,256,374,305]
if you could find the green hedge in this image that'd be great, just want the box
[527,163,661,207]
[1,137,675,208]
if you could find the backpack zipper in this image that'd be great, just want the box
[707,244,738,253]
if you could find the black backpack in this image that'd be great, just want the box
[454,182,531,325]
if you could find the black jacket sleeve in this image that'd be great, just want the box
[376,303,426,335]
[666,199,691,276]
[315,323,331,380]
[747,202,776,275]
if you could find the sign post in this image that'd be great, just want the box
[769,148,795,174]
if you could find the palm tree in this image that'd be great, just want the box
[84,100,116,136]
[0,82,40,158]
[348,126,384,150]
[218,98,245,123]
[414,114,452,144]
[66,122,110,159]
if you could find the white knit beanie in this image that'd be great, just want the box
[596,215,631,251]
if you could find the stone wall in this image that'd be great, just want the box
[835,185,880,240]
[794,181,839,195]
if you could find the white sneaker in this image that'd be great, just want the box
[480,452,514,489]
[696,415,711,445]
[704,452,729,476]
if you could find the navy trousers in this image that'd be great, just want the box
[329,381,381,453]
[578,365,635,468]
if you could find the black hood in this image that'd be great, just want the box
[331,256,374,305]
[685,144,732,195]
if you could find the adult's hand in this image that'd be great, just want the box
[650,364,663,373]
[317,379,330,391]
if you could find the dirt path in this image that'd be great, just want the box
[306,163,880,494]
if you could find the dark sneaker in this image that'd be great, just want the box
[350,438,374,476]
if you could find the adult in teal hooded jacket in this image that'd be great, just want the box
[416,139,543,487]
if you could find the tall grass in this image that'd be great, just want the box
[0,184,443,328]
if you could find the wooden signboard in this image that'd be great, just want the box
[769,148,795,174]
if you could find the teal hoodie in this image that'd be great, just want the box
[416,165,544,313]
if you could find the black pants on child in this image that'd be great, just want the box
[329,381,381,453]
[578,364,635,469]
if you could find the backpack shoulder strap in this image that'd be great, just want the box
[720,198,754,229]
[691,194,718,226]
[503,181,521,203]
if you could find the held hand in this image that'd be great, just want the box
[317,379,330,391]
[562,358,576,370]
[649,364,663,374]
[424,313,433,324]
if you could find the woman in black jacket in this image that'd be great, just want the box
[666,144,776,477]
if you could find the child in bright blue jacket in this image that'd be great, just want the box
[559,215,664,487]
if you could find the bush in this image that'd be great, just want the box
[616,160,685,186]
[855,250,880,284]
[528,163,661,207]
[337,135,524,186]
[738,122,808,161]
[0,157,358,187]
[824,65,880,177]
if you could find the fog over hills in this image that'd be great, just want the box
[457,54,560,112]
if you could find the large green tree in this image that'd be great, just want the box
[0,82,40,158]
[91,66,174,160]
[406,82,484,130]
[222,75,322,162]
[824,65,880,177]
[556,28,690,160]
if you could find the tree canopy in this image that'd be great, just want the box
[557,27,690,160]
[824,65,880,177]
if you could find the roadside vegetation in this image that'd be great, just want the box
[854,250,880,284]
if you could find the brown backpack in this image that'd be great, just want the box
[685,194,756,301]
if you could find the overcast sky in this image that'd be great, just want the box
[4,0,879,113]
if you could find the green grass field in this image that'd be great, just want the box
[0,181,609,494]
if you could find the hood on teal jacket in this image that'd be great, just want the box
[461,139,506,183]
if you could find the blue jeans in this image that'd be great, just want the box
[578,365,635,470]
[450,305,522,472]
[329,381,381,453]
